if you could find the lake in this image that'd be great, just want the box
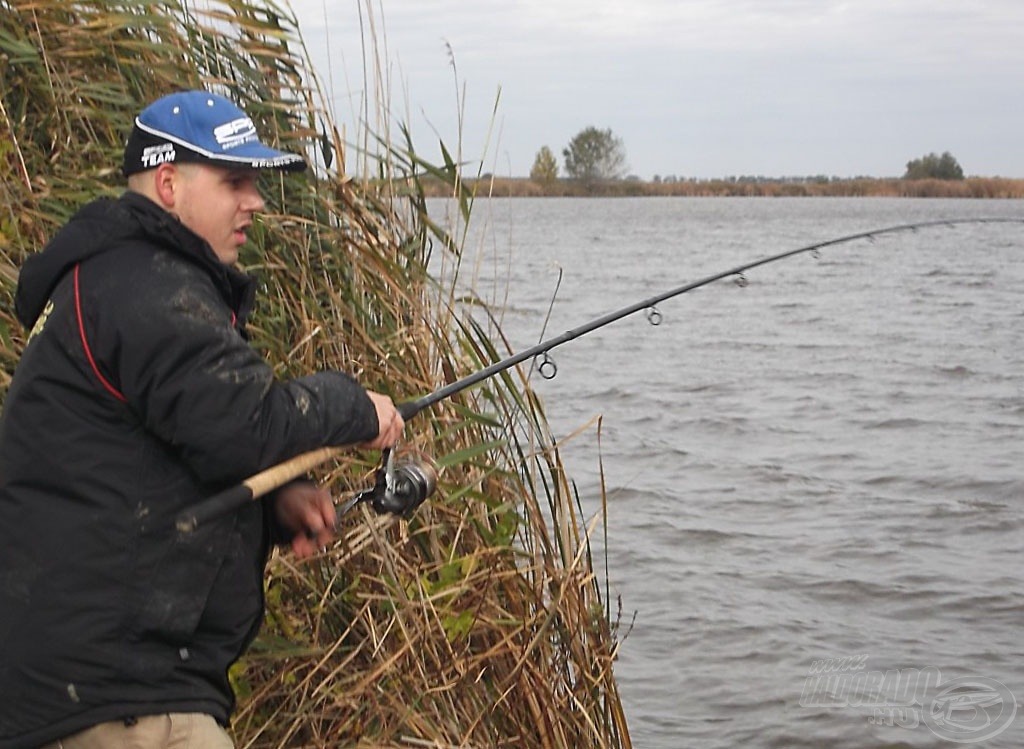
[430,196,1023,748]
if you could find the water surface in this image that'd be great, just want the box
[432,197,1023,748]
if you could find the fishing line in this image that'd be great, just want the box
[530,266,563,382]
[178,216,1023,532]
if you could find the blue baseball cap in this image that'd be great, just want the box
[122,90,306,176]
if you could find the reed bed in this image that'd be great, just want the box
[431,176,1024,198]
[0,1,631,746]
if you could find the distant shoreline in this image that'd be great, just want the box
[418,176,1024,199]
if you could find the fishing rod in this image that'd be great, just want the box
[176,216,1023,533]
[397,216,1024,421]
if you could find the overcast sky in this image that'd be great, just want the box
[286,0,1024,180]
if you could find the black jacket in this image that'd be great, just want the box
[0,192,379,748]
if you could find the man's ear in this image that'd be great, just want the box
[152,163,180,208]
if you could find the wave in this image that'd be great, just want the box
[935,364,974,377]
[859,417,931,429]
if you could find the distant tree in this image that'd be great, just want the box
[529,146,559,183]
[562,126,626,183]
[903,151,964,180]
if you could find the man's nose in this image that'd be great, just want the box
[244,183,266,212]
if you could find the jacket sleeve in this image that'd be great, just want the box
[83,250,380,486]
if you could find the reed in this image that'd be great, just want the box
[0,1,630,746]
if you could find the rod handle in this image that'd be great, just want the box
[178,397,426,534]
[176,446,344,533]
[176,483,253,533]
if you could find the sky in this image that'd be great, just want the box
[285,0,1024,180]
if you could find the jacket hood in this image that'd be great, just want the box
[14,191,252,329]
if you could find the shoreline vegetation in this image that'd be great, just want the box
[2,1,630,747]
[420,175,1024,199]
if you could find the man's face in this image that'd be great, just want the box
[171,163,265,264]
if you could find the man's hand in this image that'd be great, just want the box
[273,481,336,558]
[363,390,405,450]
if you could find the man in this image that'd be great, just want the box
[0,90,404,748]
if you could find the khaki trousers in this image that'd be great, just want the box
[41,713,233,749]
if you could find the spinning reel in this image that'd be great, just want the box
[338,448,437,519]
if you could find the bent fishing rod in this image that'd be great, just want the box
[176,216,1023,533]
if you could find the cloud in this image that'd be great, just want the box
[287,0,1024,178]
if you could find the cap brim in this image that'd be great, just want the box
[123,119,306,176]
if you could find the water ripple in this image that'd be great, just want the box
[452,196,1024,748]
